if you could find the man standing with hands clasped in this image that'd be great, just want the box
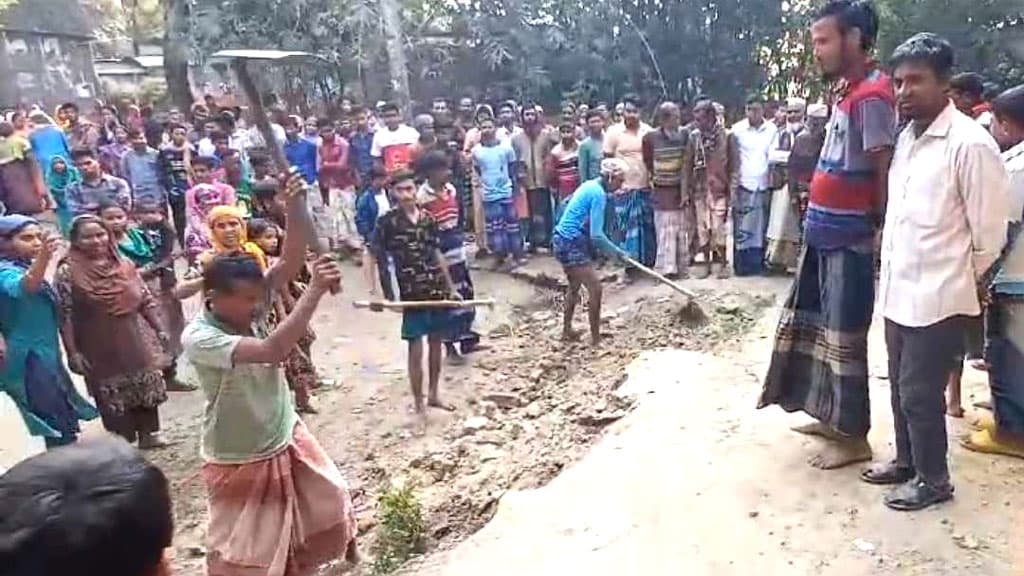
[863,33,1009,511]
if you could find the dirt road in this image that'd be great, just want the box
[410,290,1024,576]
[3,256,1019,576]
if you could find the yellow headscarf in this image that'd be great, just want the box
[199,205,269,272]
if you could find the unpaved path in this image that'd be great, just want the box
[5,256,1017,576]
[409,304,1024,576]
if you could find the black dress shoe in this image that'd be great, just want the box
[860,461,916,485]
[884,477,954,511]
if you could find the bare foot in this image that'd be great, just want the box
[345,539,362,564]
[446,353,468,366]
[808,438,872,470]
[561,329,583,342]
[138,433,174,450]
[791,421,844,441]
[427,398,457,412]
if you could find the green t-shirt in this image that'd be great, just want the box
[182,309,297,464]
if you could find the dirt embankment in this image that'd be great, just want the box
[155,270,775,575]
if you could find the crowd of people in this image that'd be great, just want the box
[1,0,1024,573]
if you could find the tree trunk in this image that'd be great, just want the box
[163,0,192,112]
[379,0,410,115]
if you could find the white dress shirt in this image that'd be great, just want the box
[731,118,778,191]
[879,102,1010,328]
[1003,140,1024,222]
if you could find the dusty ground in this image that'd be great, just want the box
[158,256,776,575]
[2,255,1020,575]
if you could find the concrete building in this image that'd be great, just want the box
[0,0,99,108]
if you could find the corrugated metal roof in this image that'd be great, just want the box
[209,49,325,64]
[0,0,94,39]
[129,55,163,69]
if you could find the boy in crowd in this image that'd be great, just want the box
[367,169,460,418]
[158,123,193,249]
[0,438,174,576]
[358,166,394,300]
[284,117,319,186]
[472,116,525,270]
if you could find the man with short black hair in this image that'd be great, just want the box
[950,72,992,127]
[371,102,420,175]
[512,105,559,251]
[121,128,167,208]
[578,108,606,183]
[368,169,460,417]
[603,93,655,269]
[66,147,132,216]
[866,33,1009,511]
[59,102,101,151]
[731,93,777,276]
[643,101,692,279]
[760,0,896,471]
[0,438,174,576]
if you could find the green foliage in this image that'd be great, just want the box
[153,0,1024,110]
[872,0,1023,88]
[371,482,426,575]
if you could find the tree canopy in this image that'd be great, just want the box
[161,0,1024,110]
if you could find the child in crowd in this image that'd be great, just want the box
[158,123,193,250]
[249,216,325,413]
[357,166,394,300]
[416,150,482,364]
[137,200,191,391]
[251,179,287,229]
[180,173,357,573]
[184,156,236,264]
[368,169,459,418]
[44,155,79,236]
[98,125,130,178]
[0,438,174,576]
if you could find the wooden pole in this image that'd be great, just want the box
[353,298,497,311]
[621,255,699,301]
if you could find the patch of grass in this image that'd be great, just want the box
[371,482,427,575]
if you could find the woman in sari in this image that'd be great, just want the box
[0,215,97,448]
[45,155,78,237]
[100,201,191,392]
[198,206,320,413]
[55,214,170,449]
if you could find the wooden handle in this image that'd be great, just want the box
[231,59,329,257]
[621,256,698,300]
[353,298,497,310]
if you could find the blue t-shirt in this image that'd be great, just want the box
[472,142,516,202]
[554,178,622,257]
[284,138,319,185]
[28,126,70,169]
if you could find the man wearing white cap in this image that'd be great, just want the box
[552,158,631,345]
[765,97,808,272]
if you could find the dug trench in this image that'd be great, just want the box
[150,261,778,576]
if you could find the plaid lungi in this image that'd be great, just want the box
[202,421,357,576]
[483,198,523,258]
[758,244,875,436]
